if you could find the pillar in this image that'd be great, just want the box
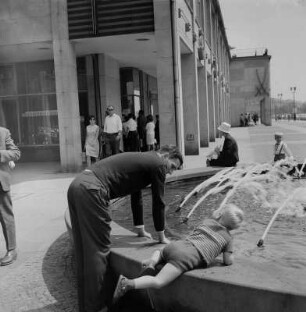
[153,0,177,146]
[181,53,199,155]
[198,67,209,147]
[214,79,220,134]
[98,54,121,122]
[51,0,82,172]
[207,74,215,141]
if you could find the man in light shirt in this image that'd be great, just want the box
[103,105,122,157]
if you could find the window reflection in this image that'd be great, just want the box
[0,58,87,147]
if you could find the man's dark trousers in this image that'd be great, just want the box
[68,171,111,312]
[105,133,119,157]
[0,187,16,251]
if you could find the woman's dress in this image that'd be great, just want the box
[85,124,100,158]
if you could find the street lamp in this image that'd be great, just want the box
[277,93,282,120]
[290,86,297,120]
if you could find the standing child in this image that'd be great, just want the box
[273,132,293,162]
[113,204,244,303]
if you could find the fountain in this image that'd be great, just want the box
[109,162,306,312]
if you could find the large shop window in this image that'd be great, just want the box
[19,94,59,145]
[0,61,58,147]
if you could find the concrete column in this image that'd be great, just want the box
[219,87,223,123]
[98,54,121,121]
[153,0,177,146]
[214,80,220,134]
[85,56,96,117]
[198,67,209,147]
[181,54,199,155]
[51,0,82,172]
[207,74,215,142]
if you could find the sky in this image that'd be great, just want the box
[218,0,306,102]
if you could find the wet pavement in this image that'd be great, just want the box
[0,121,305,311]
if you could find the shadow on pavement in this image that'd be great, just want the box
[26,232,78,312]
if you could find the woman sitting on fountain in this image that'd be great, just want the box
[113,204,244,303]
[206,122,239,167]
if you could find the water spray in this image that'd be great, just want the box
[257,188,303,247]
[175,166,234,212]
[213,164,262,217]
[182,182,230,223]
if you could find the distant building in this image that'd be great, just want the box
[230,49,271,126]
[0,0,231,171]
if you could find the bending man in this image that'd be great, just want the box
[67,145,183,312]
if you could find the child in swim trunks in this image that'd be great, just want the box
[113,204,244,303]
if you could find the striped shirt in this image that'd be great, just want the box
[187,219,233,265]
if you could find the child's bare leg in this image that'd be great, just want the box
[113,263,183,303]
[135,263,183,289]
[142,250,162,269]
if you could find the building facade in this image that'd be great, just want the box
[229,49,272,127]
[0,0,231,171]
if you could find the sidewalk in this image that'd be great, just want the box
[0,121,305,311]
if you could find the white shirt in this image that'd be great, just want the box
[126,118,137,131]
[104,114,122,134]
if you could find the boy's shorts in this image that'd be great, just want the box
[161,240,206,272]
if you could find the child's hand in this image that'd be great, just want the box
[9,161,15,169]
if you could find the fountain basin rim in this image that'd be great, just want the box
[65,166,306,311]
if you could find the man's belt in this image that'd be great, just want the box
[105,132,118,137]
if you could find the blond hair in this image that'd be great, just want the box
[219,204,244,230]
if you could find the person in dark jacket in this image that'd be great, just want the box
[67,145,183,312]
[137,110,147,151]
[206,122,239,167]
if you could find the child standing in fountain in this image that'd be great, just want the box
[113,204,244,303]
[273,132,293,162]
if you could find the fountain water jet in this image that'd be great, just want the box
[108,162,306,312]
[257,187,306,247]
[175,166,234,212]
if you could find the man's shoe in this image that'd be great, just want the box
[1,250,17,266]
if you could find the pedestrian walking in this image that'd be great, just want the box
[137,110,147,152]
[239,113,245,127]
[154,115,160,150]
[103,106,122,157]
[0,126,21,266]
[85,116,100,166]
[67,145,183,312]
[125,113,139,152]
[145,114,155,151]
